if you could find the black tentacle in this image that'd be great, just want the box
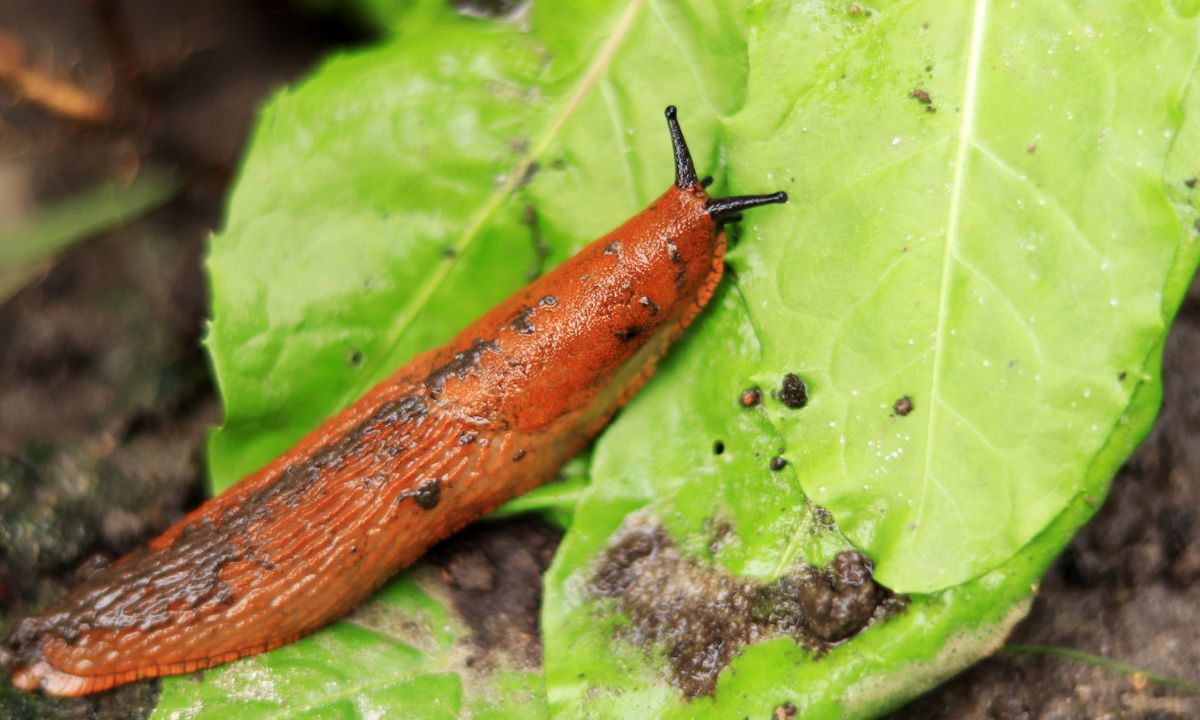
[706,192,788,221]
[665,106,699,188]
[665,106,788,222]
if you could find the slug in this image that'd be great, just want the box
[4,106,787,696]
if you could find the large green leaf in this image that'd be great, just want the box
[729,0,1200,593]
[543,0,1200,715]
[180,0,1200,716]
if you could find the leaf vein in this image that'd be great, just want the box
[915,0,989,535]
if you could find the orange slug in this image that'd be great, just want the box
[4,106,787,696]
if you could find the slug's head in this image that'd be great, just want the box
[664,105,788,224]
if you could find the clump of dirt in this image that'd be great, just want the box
[776,373,809,409]
[908,87,935,112]
[426,516,561,669]
[591,520,905,697]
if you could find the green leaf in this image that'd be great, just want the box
[544,0,1200,715]
[190,0,1200,716]
[487,455,591,529]
[726,0,1200,594]
[153,569,547,719]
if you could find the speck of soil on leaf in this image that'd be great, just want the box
[1185,177,1197,188]
[1027,143,1037,154]
[591,519,906,697]
[909,87,935,112]
[894,395,914,416]
[740,386,763,408]
[813,506,836,528]
[704,517,734,555]
[774,701,799,719]
[777,373,809,409]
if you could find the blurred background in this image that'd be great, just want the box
[0,2,1197,718]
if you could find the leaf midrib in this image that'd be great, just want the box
[913,0,991,534]
[337,0,649,410]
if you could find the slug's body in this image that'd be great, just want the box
[5,108,786,696]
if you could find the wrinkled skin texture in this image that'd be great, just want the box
[5,180,733,697]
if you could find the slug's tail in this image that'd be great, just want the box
[664,105,788,218]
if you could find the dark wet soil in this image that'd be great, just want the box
[0,1,360,716]
[427,516,560,669]
[0,3,1198,719]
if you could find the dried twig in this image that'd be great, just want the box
[0,28,114,124]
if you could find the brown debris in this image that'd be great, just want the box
[0,29,113,124]
[591,520,906,697]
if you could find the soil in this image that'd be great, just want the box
[0,3,1197,719]
[426,516,561,669]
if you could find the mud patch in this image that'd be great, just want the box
[591,519,906,697]
[426,516,561,668]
